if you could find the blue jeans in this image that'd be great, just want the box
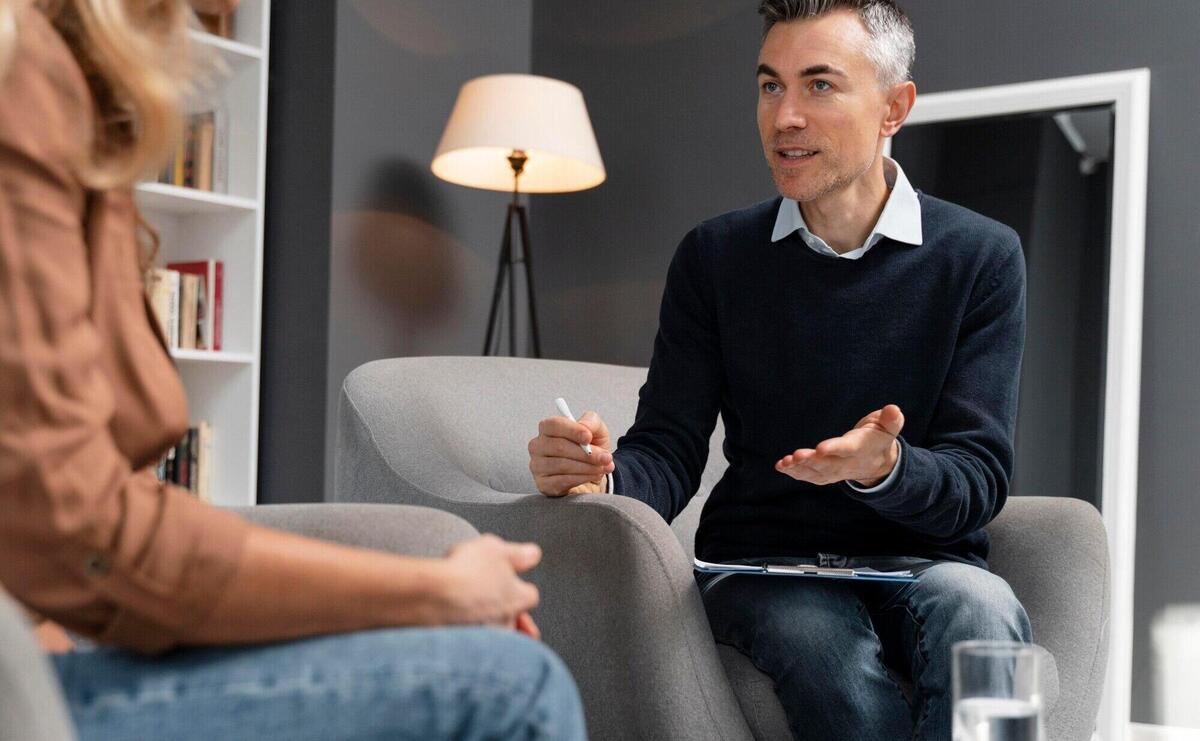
[698,556,1031,740]
[52,626,587,741]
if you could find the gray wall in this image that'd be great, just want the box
[530,1,777,364]
[323,1,533,497]
[528,0,1200,723]
[260,2,336,503]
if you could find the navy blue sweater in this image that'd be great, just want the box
[612,193,1026,568]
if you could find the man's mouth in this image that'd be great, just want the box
[777,148,819,161]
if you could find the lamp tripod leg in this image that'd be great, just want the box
[508,206,517,356]
[515,204,542,358]
[483,205,515,356]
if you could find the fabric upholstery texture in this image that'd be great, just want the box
[335,355,1110,741]
[0,589,77,741]
[227,503,479,558]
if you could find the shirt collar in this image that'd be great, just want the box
[770,157,924,249]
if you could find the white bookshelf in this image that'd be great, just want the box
[135,0,270,507]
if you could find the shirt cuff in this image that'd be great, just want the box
[604,471,614,494]
[845,441,902,493]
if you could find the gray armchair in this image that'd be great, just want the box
[0,504,480,741]
[335,355,1110,741]
[0,590,76,741]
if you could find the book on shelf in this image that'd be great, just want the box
[178,273,199,350]
[196,421,213,502]
[195,11,235,39]
[156,109,228,193]
[145,268,180,348]
[155,421,213,502]
[212,108,229,193]
[177,428,192,490]
[167,260,223,351]
[147,261,224,352]
[195,114,215,191]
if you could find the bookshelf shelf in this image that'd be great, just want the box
[172,349,255,365]
[135,183,257,214]
[189,30,262,63]
[137,0,269,507]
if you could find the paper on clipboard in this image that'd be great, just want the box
[693,557,919,583]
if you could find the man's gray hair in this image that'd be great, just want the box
[758,0,915,87]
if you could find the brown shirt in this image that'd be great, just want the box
[0,8,249,653]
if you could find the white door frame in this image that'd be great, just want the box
[886,69,1150,741]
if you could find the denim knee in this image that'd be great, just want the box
[917,563,1032,644]
[474,629,588,741]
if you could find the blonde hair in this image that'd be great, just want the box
[0,0,200,191]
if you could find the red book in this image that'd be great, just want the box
[166,260,223,351]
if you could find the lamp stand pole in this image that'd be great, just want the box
[482,150,542,357]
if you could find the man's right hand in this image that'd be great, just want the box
[528,411,614,496]
[437,534,543,636]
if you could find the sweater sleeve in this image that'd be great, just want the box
[842,234,1027,544]
[612,227,723,523]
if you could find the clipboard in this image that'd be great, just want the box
[694,557,919,583]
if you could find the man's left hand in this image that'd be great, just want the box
[775,404,905,488]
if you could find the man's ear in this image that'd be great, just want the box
[880,80,917,138]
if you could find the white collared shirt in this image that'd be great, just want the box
[770,156,923,258]
[607,158,922,497]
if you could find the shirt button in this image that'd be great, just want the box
[83,553,111,578]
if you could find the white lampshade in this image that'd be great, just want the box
[431,74,606,194]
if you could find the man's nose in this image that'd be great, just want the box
[775,94,808,130]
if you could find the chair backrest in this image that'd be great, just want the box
[341,355,725,531]
[343,356,640,497]
[0,589,77,741]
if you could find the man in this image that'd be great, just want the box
[527,1,1030,738]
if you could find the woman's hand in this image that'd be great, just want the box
[34,619,75,654]
[436,535,543,635]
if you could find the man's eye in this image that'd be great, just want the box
[761,81,781,94]
[812,79,832,92]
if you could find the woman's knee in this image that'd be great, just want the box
[451,628,586,740]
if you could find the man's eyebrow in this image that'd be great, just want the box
[755,63,848,78]
[799,64,848,78]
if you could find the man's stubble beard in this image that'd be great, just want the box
[770,149,875,204]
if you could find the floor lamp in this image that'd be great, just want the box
[432,74,606,357]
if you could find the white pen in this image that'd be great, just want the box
[554,397,593,455]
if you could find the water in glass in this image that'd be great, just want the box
[953,697,1040,741]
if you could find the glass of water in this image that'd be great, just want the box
[952,640,1048,741]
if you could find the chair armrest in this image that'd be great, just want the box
[340,486,754,741]
[225,504,479,558]
[483,495,752,741]
[0,590,77,741]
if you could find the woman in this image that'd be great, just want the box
[0,1,586,739]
